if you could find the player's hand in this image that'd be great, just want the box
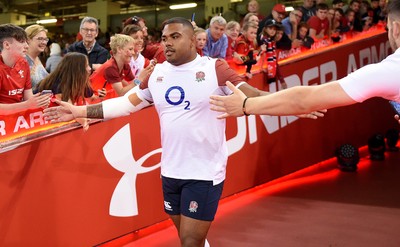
[297,109,327,119]
[395,114,400,124]
[210,81,246,119]
[76,118,90,131]
[43,99,78,123]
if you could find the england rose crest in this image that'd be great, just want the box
[188,201,198,213]
[195,71,205,82]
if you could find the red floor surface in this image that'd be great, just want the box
[101,146,400,247]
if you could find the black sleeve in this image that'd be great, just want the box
[303,36,314,49]
[66,42,77,53]
[276,33,292,50]
[96,49,110,64]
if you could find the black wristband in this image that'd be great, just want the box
[242,97,250,116]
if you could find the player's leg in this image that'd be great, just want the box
[179,180,224,247]
[179,215,211,247]
[162,176,224,247]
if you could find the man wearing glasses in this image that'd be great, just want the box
[281,8,304,41]
[67,17,109,72]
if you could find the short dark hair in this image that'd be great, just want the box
[161,17,194,32]
[332,0,344,4]
[316,3,329,10]
[0,24,27,51]
[387,0,400,17]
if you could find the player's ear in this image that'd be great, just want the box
[190,33,196,48]
[392,21,400,39]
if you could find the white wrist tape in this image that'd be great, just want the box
[103,86,150,120]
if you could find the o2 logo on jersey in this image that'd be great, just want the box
[165,86,191,110]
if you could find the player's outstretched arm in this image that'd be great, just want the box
[43,100,91,123]
[44,87,151,124]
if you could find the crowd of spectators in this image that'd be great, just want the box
[0,0,389,115]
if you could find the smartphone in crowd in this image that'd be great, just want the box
[40,90,52,95]
[389,101,400,115]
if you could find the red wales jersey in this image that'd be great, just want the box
[90,57,134,99]
[0,56,32,103]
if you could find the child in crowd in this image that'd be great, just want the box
[259,19,281,85]
[344,9,356,34]
[194,27,207,56]
[272,25,287,90]
[234,22,264,79]
[297,22,315,49]
[225,21,241,61]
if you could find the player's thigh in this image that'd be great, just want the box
[180,180,224,221]
[179,214,211,245]
[170,214,181,232]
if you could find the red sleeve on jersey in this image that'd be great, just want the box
[104,65,121,84]
[215,59,243,86]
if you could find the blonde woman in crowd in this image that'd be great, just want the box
[25,24,49,92]
[90,34,155,99]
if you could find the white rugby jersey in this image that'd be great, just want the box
[136,55,243,185]
[339,48,400,103]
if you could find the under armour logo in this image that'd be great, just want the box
[103,124,162,217]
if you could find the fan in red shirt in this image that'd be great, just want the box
[234,22,264,79]
[0,24,50,114]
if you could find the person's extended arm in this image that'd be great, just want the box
[210,81,355,118]
[43,87,151,123]
[0,90,51,115]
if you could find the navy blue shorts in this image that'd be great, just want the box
[162,176,224,221]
